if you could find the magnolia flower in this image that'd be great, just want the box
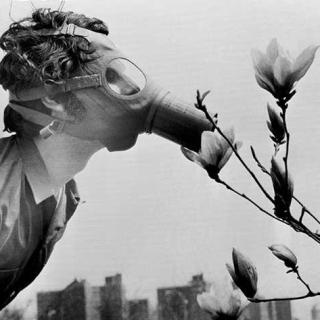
[267,103,285,145]
[181,129,241,180]
[270,157,294,218]
[252,39,319,100]
[197,278,249,320]
[226,248,258,298]
[269,244,298,269]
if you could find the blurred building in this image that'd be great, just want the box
[157,274,210,320]
[312,303,320,320]
[100,274,123,320]
[37,274,123,320]
[244,300,292,320]
[128,299,149,320]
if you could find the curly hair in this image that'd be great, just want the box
[0,8,109,135]
[0,8,109,90]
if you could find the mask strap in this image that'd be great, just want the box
[11,74,102,102]
[37,22,90,38]
[6,22,104,138]
[39,120,65,139]
[9,100,65,139]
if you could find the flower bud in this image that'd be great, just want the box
[267,103,285,144]
[270,157,294,218]
[269,244,297,269]
[226,248,258,298]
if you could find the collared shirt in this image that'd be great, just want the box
[17,135,60,204]
[0,135,79,309]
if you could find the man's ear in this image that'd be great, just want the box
[41,96,75,122]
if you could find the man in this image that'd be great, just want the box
[0,8,211,308]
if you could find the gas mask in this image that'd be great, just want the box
[8,22,212,151]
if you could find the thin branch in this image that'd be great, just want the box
[250,147,270,176]
[291,218,320,244]
[294,268,313,294]
[195,91,275,205]
[218,126,275,203]
[216,178,287,224]
[196,91,320,245]
[299,208,306,224]
[251,146,320,226]
[250,267,317,303]
[277,99,290,198]
[294,198,320,225]
[250,292,319,303]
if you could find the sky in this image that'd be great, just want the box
[2,0,320,319]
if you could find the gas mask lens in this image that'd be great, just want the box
[106,58,146,96]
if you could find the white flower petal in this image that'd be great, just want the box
[218,281,236,314]
[251,49,273,79]
[181,146,206,168]
[266,38,280,63]
[235,141,243,151]
[222,127,235,144]
[198,278,248,319]
[228,291,243,316]
[292,45,319,82]
[217,147,233,171]
[199,131,220,166]
[216,128,237,171]
[197,293,219,317]
[226,263,238,287]
[254,73,277,96]
[273,56,293,86]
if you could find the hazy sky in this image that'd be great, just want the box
[1,0,320,319]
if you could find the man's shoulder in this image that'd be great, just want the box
[0,135,56,203]
[0,135,19,158]
[0,135,23,179]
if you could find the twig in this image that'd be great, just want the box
[195,91,275,205]
[216,178,287,224]
[294,198,320,226]
[195,91,320,245]
[294,268,313,294]
[250,292,319,303]
[250,267,317,303]
[277,99,290,197]
[291,219,320,244]
[299,208,306,223]
[250,147,270,175]
[216,180,320,245]
[250,146,320,226]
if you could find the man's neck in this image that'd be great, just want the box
[34,133,103,190]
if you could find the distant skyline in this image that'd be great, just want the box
[1,1,320,319]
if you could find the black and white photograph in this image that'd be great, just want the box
[0,1,320,320]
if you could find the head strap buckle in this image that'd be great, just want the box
[59,23,89,37]
[39,120,65,139]
[38,22,89,38]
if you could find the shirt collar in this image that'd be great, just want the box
[17,136,59,204]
